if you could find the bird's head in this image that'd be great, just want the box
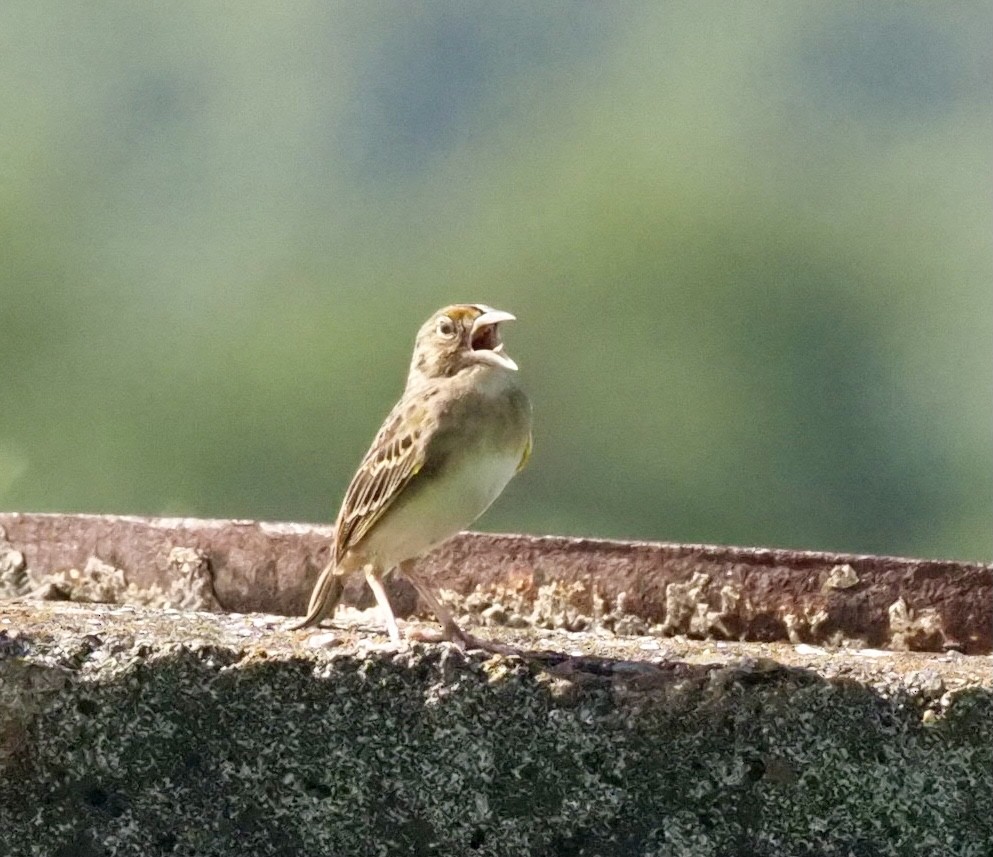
[409,304,519,381]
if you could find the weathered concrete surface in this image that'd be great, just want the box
[2,513,990,654]
[1,601,991,857]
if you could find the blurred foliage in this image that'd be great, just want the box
[1,2,990,560]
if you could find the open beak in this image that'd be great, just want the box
[470,309,518,371]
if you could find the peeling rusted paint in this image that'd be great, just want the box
[1,513,990,653]
[425,534,992,654]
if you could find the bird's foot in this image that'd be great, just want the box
[404,623,519,656]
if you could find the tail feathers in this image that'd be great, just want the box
[289,561,345,630]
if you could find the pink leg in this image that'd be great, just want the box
[399,561,519,655]
[364,568,402,644]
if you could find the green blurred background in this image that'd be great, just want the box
[1,3,990,561]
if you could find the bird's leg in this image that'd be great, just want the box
[399,561,519,656]
[399,565,467,644]
[363,567,402,644]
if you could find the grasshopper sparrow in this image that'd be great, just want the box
[291,304,531,650]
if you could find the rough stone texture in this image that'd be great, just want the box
[1,601,991,857]
[2,514,990,654]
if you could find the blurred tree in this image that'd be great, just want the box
[1,2,989,560]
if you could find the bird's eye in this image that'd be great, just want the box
[436,317,456,339]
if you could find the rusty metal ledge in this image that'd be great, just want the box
[1,512,990,654]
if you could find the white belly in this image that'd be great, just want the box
[360,447,520,568]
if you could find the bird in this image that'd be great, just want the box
[291,304,532,651]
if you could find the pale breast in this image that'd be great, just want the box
[354,365,531,570]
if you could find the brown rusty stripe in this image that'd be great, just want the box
[1,512,990,653]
